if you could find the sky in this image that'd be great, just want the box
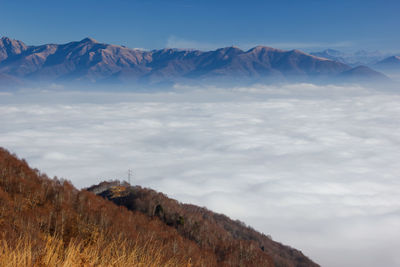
[0,0,399,52]
[1,84,400,267]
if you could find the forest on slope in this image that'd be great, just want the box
[88,182,318,267]
[0,147,216,266]
[0,147,317,266]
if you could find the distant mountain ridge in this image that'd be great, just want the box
[0,36,388,85]
[338,65,391,82]
[374,56,400,71]
[310,49,392,66]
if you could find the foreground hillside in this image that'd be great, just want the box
[0,147,318,266]
[88,182,318,267]
[0,148,218,266]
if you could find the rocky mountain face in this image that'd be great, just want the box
[310,49,349,64]
[2,36,381,85]
[0,37,28,61]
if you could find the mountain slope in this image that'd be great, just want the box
[0,37,151,81]
[311,49,390,66]
[0,146,319,266]
[0,36,29,61]
[88,181,319,267]
[338,65,391,82]
[374,56,400,71]
[0,36,364,84]
[0,147,219,266]
[3,147,321,266]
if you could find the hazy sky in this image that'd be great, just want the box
[0,0,399,51]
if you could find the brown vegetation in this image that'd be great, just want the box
[0,233,187,267]
[0,147,215,266]
[0,147,318,266]
[88,183,319,267]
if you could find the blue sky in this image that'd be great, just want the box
[0,0,399,52]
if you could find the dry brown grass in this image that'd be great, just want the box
[0,233,190,267]
[0,147,212,266]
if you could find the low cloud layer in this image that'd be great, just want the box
[1,83,400,267]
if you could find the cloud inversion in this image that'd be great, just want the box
[1,83,400,267]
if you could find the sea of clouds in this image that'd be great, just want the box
[1,83,400,267]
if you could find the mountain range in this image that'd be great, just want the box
[0,36,390,86]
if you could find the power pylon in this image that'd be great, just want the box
[128,169,133,185]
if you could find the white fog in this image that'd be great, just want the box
[1,83,400,267]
